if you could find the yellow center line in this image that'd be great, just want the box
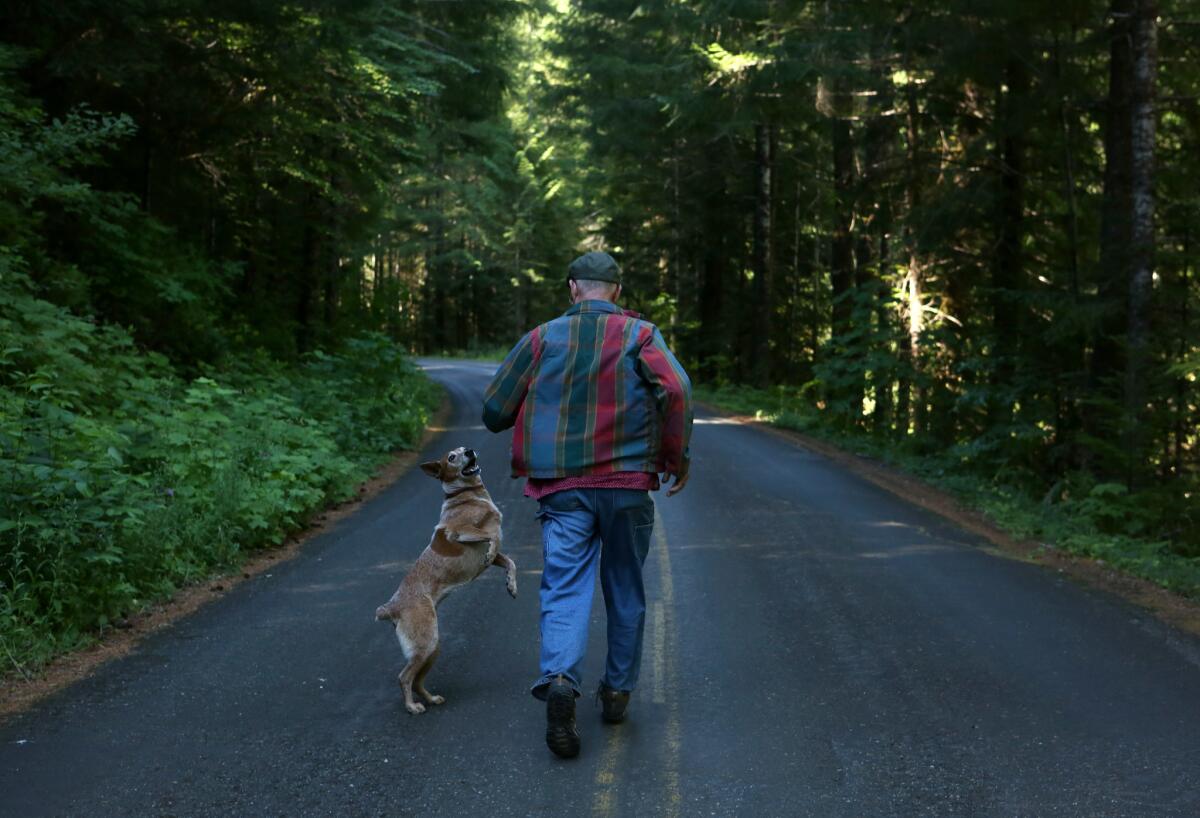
[592,728,623,818]
[651,601,667,705]
[592,503,682,818]
[653,503,683,818]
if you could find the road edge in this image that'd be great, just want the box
[0,392,453,723]
[701,402,1200,640]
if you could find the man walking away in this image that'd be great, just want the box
[482,251,693,759]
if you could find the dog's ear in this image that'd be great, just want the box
[420,460,443,480]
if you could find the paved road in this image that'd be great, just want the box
[3,359,1200,817]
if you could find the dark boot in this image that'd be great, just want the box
[545,676,580,758]
[596,684,630,724]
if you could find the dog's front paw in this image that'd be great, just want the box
[406,701,426,715]
[426,694,445,706]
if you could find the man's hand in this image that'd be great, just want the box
[663,464,690,497]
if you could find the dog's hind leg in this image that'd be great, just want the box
[398,658,430,714]
[492,552,518,599]
[414,646,444,706]
[396,598,438,714]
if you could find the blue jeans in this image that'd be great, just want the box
[530,488,656,700]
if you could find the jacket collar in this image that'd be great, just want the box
[564,299,622,317]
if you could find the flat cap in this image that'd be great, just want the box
[567,251,621,284]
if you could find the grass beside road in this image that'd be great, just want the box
[1,295,440,677]
[431,345,509,363]
[696,383,1200,601]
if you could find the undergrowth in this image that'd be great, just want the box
[433,344,509,363]
[0,279,439,676]
[696,383,1200,600]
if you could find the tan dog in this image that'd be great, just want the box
[375,446,517,714]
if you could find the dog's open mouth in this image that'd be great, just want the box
[461,452,480,476]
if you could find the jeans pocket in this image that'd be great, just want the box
[625,493,655,528]
[633,522,654,561]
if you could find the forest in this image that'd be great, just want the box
[2,0,1198,670]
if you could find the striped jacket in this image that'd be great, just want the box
[482,300,693,479]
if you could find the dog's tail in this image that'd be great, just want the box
[375,603,395,622]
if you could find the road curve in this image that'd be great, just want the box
[2,359,1199,817]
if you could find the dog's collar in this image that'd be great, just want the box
[444,484,482,498]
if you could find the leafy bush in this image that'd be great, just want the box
[0,278,438,673]
[0,44,444,676]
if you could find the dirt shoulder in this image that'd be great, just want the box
[0,396,452,723]
[705,404,1200,640]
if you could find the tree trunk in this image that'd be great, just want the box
[872,223,893,435]
[1173,227,1190,479]
[990,54,1029,428]
[141,135,154,215]
[786,177,814,380]
[831,113,856,423]
[671,138,683,336]
[296,196,319,354]
[752,122,775,386]
[899,74,924,438]
[323,193,339,334]
[1086,0,1136,461]
[698,142,727,381]
[514,246,526,341]
[856,58,896,436]
[1054,28,1086,467]
[1124,0,1158,487]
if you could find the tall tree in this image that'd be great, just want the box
[1124,0,1159,485]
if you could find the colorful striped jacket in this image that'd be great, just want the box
[482,299,693,479]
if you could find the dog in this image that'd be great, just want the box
[375,446,517,714]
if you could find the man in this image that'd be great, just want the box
[482,250,693,759]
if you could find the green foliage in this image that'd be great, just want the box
[548,0,1199,580]
[0,278,437,673]
[3,0,1199,669]
[0,42,233,364]
[0,1,578,360]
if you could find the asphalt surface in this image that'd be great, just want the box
[3,359,1200,817]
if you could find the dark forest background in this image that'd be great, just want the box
[2,1,1199,665]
